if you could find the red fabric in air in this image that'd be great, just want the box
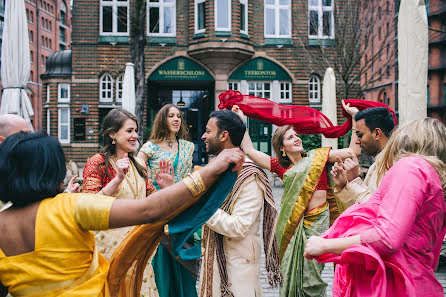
[218,90,397,138]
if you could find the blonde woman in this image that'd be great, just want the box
[305,118,446,297]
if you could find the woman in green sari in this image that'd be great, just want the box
[233,102,360,297]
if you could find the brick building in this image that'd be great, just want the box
[361,0,446,123]
[43,0,357,165]
[0,0,72,131]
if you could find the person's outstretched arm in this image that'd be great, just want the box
[232,105,272,170]
[328,100,361,163]
[109,148,245,228]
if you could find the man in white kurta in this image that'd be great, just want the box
[199,110,265,297]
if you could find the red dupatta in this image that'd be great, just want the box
[218,90,397,138]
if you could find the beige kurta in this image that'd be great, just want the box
[199,173,264,297]
[335,152,382,208]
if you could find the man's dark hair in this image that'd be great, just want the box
[209,110,246,147]
[0,132,66,206]
[354,107,395,137]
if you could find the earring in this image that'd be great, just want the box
[282,151,286,157]
[112,139,116,145]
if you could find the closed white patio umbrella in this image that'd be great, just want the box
[0,0,34,131]
[321,67,338,149]
[121,62,136,115]
[398,0,428,124]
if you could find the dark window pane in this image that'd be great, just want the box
[198,2,206,30]
[117,6,128,32]
[102,6,112,32]
[323,11,331,36]
[323,0,331,6]
[60,11,65,25]
[240,3,245,31]
[309,10,318,35]
[149,7,160,33]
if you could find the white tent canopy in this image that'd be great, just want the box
[121,63,136,115]
[0,0,34,131]
[321,67,338,149]
[398,0,428,124]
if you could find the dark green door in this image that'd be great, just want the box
[248,119,272,155]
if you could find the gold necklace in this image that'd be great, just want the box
[165,137,176,148]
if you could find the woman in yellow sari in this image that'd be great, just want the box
[0,132,244,297]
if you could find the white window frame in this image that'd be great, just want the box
[248,81,272,99]
[46,85,50,103]
[100,73,114,103]
[308,75,321,104]
[264,0,291,38]
[240,0,248,35]
[116,73,124,103]
[195,0,206,34]
[279,82,292,103]
[46,109,51,134]
[147,0,176,36]
[100,0,129,36]
[58,83,70,103]
[228,82,240,91]
[308,0,334,39]
[215,0,231,32]
[58,107,70,144]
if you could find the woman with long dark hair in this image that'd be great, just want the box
[82,108,170,296]
[137,104,196,297]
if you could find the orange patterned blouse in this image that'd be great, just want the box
[82,153,156,196]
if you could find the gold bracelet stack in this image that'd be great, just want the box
[183,171,206,198]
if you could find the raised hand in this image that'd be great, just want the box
[231,105,247,124]
[210,148,245,175]
[342,100,359,117]
[115,153,130,180]
[156,159,175,189]
[65,175,81,193]
[331,156,348,190]
[343,152,360,182]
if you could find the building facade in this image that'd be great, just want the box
[0,0,72,131]
[45,0,356,165]
[361,0,446,123]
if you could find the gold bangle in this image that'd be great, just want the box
[191,171,205,193]
[183,176,200,197]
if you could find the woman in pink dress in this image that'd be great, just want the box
[304,117,446,297]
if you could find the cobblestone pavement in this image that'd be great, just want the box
[259,174,446,297]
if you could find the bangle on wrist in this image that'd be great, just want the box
[183,172,206,198]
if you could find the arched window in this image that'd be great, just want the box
[116,73,124,103]
[308,75,320,104]
[100,73,113,102]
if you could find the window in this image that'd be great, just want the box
[58,83,70,103]
[240,0,248,34]
[100,73,114,102]
[60,27,66,43]
[265,0,291,38]
[58,108,70,144]
[308,0,334,39]
[46,85,50,103]
[215,0,231,31]
[30,11,33,23]
[116,74,124,102]
[100,0,129,35]
[280,82,291,102]
[30,50,33,63]
[60,1,67,25]
[378,7,382,19]
[228,82,239,90]
[46,109,51,134]
[41,55,45,66]
[386,22,389,34]
[29,30,33,42]
[30,71,33,81]
[248,82,271,99]
[308,75,320,104]
[378,27,381,40]
[195,0,206,33]
[49,20,52,31]
[147,0,176,36]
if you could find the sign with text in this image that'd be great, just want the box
[149,57,213,81]
[229,58,291,81]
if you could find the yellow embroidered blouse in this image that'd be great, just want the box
[0,193,115,297]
